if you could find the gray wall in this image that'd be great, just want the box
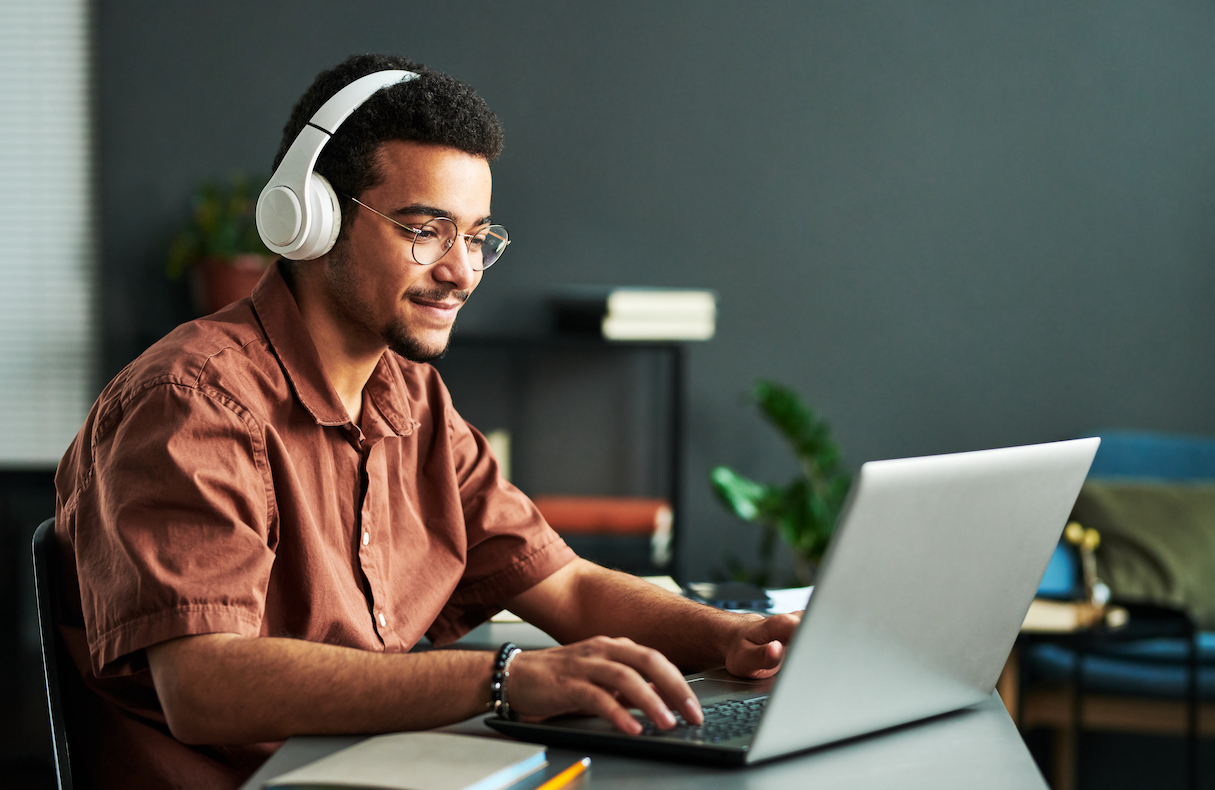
[97,1,1215,581]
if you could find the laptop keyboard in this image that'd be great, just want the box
[638,696,769,743]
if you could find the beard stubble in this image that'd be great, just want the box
[325,241,468,363]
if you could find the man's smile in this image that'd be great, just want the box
[405,287,469,318]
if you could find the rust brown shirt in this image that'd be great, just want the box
[53,263,575,788]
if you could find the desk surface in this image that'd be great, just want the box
[240,691,1045,790]
[415,620,561,652]
[243,623,1045,789]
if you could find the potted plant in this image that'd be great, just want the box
[710,380,851,586]
[167,173,274,315]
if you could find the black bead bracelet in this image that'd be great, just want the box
[490,641,522,720]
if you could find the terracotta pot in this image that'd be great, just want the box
[191,254,273,315]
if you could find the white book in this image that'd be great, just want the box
[264,732,547,790]
[601,315,716,341]
[605,288,717,320]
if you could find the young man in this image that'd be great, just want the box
[54,54,799,788]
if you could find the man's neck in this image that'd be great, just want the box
[283,262,382,427]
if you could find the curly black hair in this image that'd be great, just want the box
[273,54,504,220]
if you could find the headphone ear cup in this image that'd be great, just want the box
[288,173,342,260]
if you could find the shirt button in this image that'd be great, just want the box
[362,531,370,546]
[378,613,386,628]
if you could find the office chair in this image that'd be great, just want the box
[32,517,75,790]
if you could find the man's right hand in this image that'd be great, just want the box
[507,636,704,734]
[146,631,703,746]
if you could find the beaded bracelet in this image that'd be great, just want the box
[490,641,522,721]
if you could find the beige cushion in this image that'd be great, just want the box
[1073,482,1215,629]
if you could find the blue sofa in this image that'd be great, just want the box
[1017,430,1215,789]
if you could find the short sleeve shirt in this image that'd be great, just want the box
[53,263,575,788]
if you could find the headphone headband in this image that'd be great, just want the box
[256,69,420,260]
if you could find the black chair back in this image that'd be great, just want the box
[32,517,75,790]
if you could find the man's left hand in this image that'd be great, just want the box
[724,612,802,679]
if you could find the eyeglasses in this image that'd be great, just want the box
[343,194,509,271]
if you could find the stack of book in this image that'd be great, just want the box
[550,286,716,341]
[532,495,674,568]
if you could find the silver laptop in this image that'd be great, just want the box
[488,438,1099,765]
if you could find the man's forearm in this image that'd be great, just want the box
[148,634,494,745]
[149,561,790,747]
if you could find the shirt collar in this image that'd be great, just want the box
[251,261,415,436]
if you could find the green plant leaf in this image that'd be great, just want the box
[710,466,769,521]
[710,379,853,581]
[753,379,844,479]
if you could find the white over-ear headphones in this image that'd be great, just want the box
[256,69,419,260]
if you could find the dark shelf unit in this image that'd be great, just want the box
[433,334,686,580]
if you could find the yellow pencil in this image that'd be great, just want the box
[535,756,591,790]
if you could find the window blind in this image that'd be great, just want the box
[0,0,95,466]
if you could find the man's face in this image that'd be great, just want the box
[323,140,492,362]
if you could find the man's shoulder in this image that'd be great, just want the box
[110,302,282,409]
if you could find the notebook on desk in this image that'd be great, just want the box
[488,438,1100,766]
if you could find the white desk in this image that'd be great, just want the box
[413,620,560,652]
[240,691,1045,789]
[241,622,1046,789]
